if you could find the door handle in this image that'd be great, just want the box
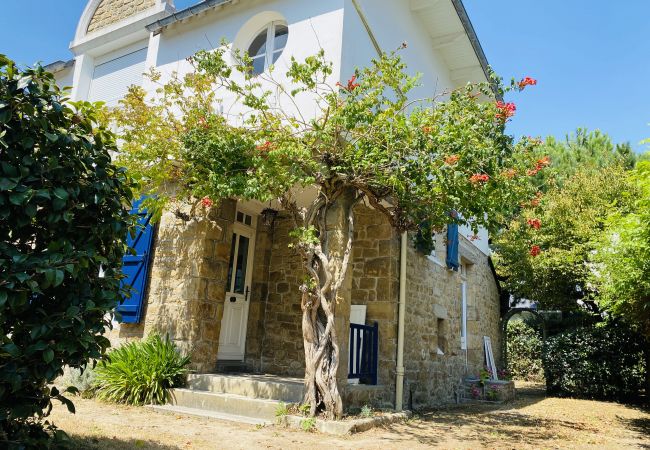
[245,286,249,302]
[229,296,236,303]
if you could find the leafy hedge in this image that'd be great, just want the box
[543,322,646,400]
[94,335,190,405]
[0,56,133,445]
[506,320,544,381]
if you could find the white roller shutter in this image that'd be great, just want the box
[88,47,148,107]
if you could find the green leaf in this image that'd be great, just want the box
[53,187,69,200]
[0,177,18,190]
[43,348,54,363]
[53,270,65,287]
[2,343,20,357]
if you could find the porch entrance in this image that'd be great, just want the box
[217,211,256,361]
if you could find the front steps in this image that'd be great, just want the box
[149,373,304,425]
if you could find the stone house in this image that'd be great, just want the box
[48,0,506,416]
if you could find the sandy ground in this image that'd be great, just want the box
[49,382,650,449]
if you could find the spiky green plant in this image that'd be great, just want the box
[93,334,190,405]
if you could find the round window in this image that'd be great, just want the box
[247,22,288,75]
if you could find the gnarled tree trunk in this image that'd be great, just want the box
[283,182,361,419]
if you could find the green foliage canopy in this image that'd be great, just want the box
[115,48,542,238]
[0,55,133,443]
[529,128,637,191]
[592,161,650,337]
[494,166,636,310]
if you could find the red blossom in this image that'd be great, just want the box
[518,77,537,90]
[495,101,516,120]
[256,141,274,152]
[444,155,460,165]
[535,156,551,170]
[470,173,490,184]
[201,196,213,208]
[529,245,541,257]
[337,75,360,92]
[526,168,539,177]
[527,218,542,230]
[422,126,433,134]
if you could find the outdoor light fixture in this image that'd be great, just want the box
[260,207,278,227]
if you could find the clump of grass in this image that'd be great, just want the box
[360,404,373,418]
[300,417,316,432]
[94,334,190,405]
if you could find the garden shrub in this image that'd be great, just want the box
[94,334,190,405]
[0,55,133,445]
[506,320,544,381]
[543,321,646,400]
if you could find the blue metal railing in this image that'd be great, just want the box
[348,322,379,385]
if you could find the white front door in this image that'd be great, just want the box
[217,217,256,361]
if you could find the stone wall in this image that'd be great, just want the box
[402,234,501,409]
[108,200,236,373]
[87,0,156,34]
[345,206,400,408]
[252,215,306,377]
[109,200,501,411]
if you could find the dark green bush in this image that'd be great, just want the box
[0,55,133,446]
[543,322,646,400]
[506,320,544,381]
[94,334,190,405]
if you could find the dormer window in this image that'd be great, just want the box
[247,22,288,75]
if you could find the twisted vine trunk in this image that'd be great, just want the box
[288,183,360,420]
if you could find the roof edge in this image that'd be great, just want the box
[146,0,232,34]
[43,59,75,74]
[450,0,500,99]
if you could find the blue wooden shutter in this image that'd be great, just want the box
[446,223,460,271]
[117,198,155,323]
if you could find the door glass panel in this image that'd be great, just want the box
[233,235,249,294]
[226,233,237,292]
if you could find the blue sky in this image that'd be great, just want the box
[1,0,648,152]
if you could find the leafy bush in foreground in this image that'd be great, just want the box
[94,335,190,405]
[543,322,645,400]
[506,320,544,382]
[0,55,133,446]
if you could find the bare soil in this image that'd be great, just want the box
[49,382,650,449]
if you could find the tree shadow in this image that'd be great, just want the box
[375,384,597,448]
[70,435,180,450]
[617,416,650,441]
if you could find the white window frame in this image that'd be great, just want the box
[248,21,287,75]
[460,262,468,350]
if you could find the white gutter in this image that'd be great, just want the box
[396,231,408,411]
[351,0,408,413]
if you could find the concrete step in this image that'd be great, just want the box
[186,373,304,404]
[168,388,284,422]
[146,404,269,426]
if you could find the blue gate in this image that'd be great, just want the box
[117,198,155,324]
[348,322,379,385]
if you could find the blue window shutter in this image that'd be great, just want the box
[117,198,155,324]
[446,223,460,271]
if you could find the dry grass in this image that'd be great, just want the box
[49,382,650,449]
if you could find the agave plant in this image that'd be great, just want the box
[94,334,190,405]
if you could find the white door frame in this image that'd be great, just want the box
[217,212,256,361]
